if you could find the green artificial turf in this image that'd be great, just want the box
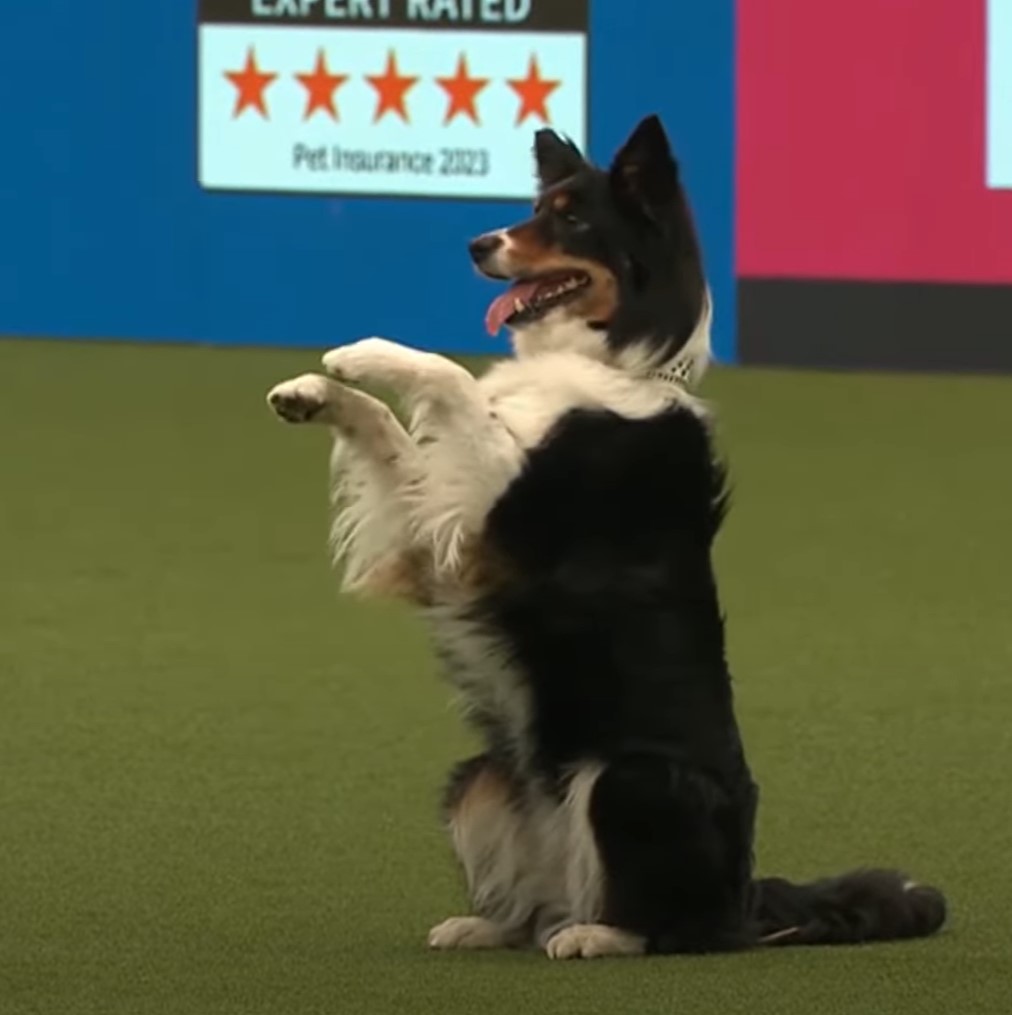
[1,337,1010,1015]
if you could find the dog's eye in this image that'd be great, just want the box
[559,210,583,227]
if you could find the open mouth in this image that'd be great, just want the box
[484,270,591,335]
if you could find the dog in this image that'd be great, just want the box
[266,115,947,957]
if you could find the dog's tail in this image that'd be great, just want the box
[752,868,947,946]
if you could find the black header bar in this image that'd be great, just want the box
[199,0,588,32]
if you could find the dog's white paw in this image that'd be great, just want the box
[427,916,506,951]
[322,338,427,386]
[267,373,334,424]
[545,924,645,960]
[323,338,472,397]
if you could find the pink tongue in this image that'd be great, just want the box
[485,280,542,336]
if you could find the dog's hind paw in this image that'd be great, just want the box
[545,924,645,960]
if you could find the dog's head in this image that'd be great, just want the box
[470,115,708,370]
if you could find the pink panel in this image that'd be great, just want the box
[737,0,1012,283]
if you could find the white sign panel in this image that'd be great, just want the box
[198,1,588,200]
[987,0,1012,188]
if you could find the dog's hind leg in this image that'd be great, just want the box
[267,373,431,600]
[546,755,754,958]
[431,755,555,951]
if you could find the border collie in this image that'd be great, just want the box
[266,116,946,958]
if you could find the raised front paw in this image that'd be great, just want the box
[322,338,472,398]
[267,373,334,424]
[322,337,429,388]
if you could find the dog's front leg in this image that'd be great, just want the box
[322,339,524,576]
[266,372,433,600]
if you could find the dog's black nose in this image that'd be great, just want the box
[469,233,503,264]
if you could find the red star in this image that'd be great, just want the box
[366,50,418,123]
[295,49,348,121]
[436,54,490,125]
[508,55,561,126]
[224,47,277,119]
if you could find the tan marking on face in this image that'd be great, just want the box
[550,192,572,213]
[561,258,619,324]
[503,220,551,262]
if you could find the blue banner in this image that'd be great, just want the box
[0,1,734,359]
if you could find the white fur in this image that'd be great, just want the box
[267,372,422,592]
[327,430,416,592]
[545,924,646,960]
[443,762,607,945]
[447,771,545,933]
[322,338,525,575]
[430,608,533,765]
[480,351,702,450]
[428,916,508,950]
[511,310,616,360]
[561,764,606,925]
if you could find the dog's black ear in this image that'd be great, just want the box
[610,115,680,216]
[534,129,586,188]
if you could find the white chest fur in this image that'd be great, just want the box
[479,352,696,451]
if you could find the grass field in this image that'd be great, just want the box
[2,337,1010,1015]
